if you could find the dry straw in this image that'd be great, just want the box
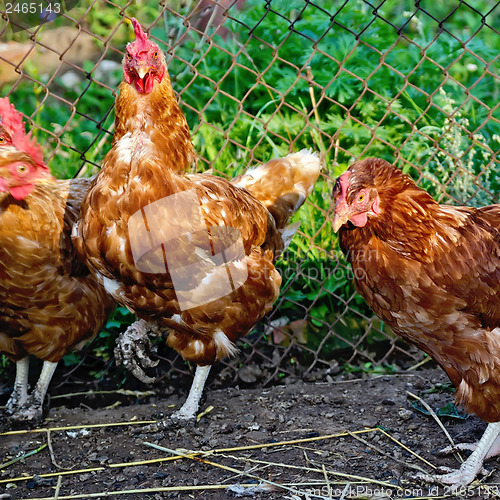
[1,417,451,500]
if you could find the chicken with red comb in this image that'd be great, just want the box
[122,18,166,94]
[73,19,321,424]
[333,157,500,488]
[0,97,115,423]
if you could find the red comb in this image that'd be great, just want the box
[130,18,151,53]
[0,97,49,171]
[0,97,24,137]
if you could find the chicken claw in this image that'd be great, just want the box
[114,319,161,383]
[416,466,489,491]
[437,436,500,460]
[8,400,44,424]
[416,422,500,489]
[5,359,58,425]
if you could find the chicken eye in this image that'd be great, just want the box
[0,137,5,143]
[153,51,159,58]
[126,53,132,60]
[357,193,365,202]
[16,164,28,174]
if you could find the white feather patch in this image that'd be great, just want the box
[281,221,301,251]
[171,314,182,324]
[97,273,123,299]
[71,220,79,240]
[213,329,239,358]
[192,339,204,356]
[114,133,133,164]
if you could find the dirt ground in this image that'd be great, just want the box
[1,365,499,500]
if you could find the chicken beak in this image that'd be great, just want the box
[136,63,150,79]
[332,212,349,233]
[332,200,349,233]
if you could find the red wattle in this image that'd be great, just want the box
[10,184,34,200]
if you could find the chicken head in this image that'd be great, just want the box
[123,18,167,94]
[332,168,381,232]
[0,149,51,200]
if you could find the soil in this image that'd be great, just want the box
[1,365,499,500]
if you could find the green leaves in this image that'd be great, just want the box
[412,401,469,420]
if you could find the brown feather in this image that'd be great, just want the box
[75,52,320,366]
[0,177,115,363]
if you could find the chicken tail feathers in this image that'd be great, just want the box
[233,149,321,230]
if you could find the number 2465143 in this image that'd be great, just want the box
[5,3,61,15]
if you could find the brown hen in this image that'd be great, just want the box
[73,19,321,422]
[0,98,115,423]
[333,157,500,487]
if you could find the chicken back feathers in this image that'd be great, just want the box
[333,158,500,423]
[232,149,320,243]
[74,20,320,367]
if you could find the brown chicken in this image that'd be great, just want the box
[73,19,321,422]
[332,157,500,487]
[0,98,115,422]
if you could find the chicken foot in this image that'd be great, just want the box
[417,422,500,489]
[8,360,58,423]
[115,320,211,424]
[114,319,161,383]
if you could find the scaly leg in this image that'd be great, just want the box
[419,422,500,489]
[29,360,58,411]
[6,357,30,414]
[11,360,58,423]
[171,364,211,423]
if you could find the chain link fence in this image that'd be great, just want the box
[1,0,499,387]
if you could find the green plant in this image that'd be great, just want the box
[402,88,499,206]
[344,362,400,376]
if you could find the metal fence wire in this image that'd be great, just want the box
[1,0,499,386]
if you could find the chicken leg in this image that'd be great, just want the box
[115,321,212,424]
[10,360,59,422]
[171,364,211,423]
[5,356,29,414]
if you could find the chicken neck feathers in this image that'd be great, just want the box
[113,78,195,172]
